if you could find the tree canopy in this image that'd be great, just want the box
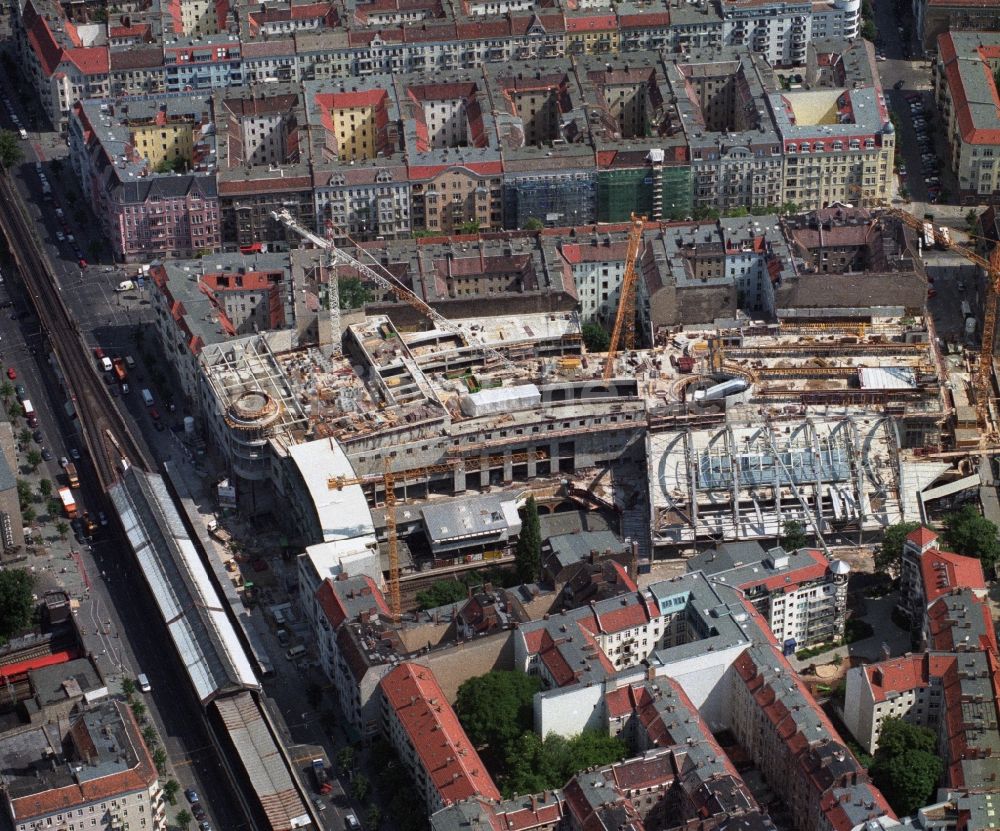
[780,519,808,552]
[582,322,610,354]
[870,718,942,817]
[414,579,468,610]
[0,569,34,644]
[942,505,1000,572]
[875,521,921,576]
[522,217,544,231]
[501,731,627,798]
[515,496,541,583]
[0,131,23,170]
[338,276,370,310]
[455,670,541,751]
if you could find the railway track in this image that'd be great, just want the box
[0,173,151,487]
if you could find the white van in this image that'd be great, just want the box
[116,280,135,292]
[18,128,27,140]
[285,645,306,660]
[100,356,112,372]
[141,388,154,407]
[137,673,151,693]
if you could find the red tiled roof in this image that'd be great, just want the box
[380,663,500,806]
[618,11,670,26]
[565,12,616,30]
[939,33,1000,145]
[64,43,109,75]
[906,526,938,550]
[919,546,986,604]
[864,655,928,704]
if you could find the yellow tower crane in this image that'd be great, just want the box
[603,214,647,380]
[329,450,545,619]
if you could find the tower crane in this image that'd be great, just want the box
[879,208,1000,441]
[271,210,520,374]
[329,450,546,619]
[603,214,646,380]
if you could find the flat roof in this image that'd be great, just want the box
[288,438,376,542]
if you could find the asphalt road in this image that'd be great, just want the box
[0,69,248,831]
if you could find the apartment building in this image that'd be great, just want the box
[688,541,850,651]
[898,526,988,628]
[775,40,895,208]
[379,662,501,813]
[69,95,221,261]
[915,0,1000,51]
[936,31,1000,204]
[0,701,165,831]
[721,0,860,66]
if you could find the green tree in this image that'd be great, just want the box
[38,479,51,497]
[18,428,30,445]
[22,506,35,525]
[338,276,371,310]
[458,220,480,235]
[131,699,146,720]
[163,779,179,805]
[351,773,370,801]
[122,677,136,697]
[455,670,542,751]
[25,449,41,471]
[724,206,749,218]
[16,479,31,509]
[501,730,627,798]
[966,208,981,234]
[142,725,158,748]
[582,322,611,353]
[336,746,355,774]
[0,382,15,402]
[780,519,808,551]
[47,498,62,519]
[0,130,23,170]
[870,719,943,816]
[861,18,877,40]
[415,579,468,610]
[943,504,1000,572]
[176,809,192,829]
[875,521,921,576]
[0,569,34,643]
[152,747,167,774]
[365,804,382,829]
[56,521,69,541]
[522,217,544,230]
[515,496,541,583]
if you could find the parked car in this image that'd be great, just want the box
[185,789,199,804]
[41,448,52,461]
[69,447,80,460]
[6,367,15,380]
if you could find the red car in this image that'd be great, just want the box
[149,406,160,421]
[927,289,938,299]
[78,259,88,269]
[6,367,15,380]
[93,346,105,360]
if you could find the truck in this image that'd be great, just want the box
[207,519,232,544]
[112,357,127,383]
[22,399,37,427]
[59,487,77,518]
[64,462,79,489]
[311,759,332,794]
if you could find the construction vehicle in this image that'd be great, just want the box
[329,451,544,619]
[880,208,999,441]
[603,214,646,380]
[58,487,77,518]
[271,210,520,374]
[311,759,332,794]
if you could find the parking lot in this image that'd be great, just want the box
[891,90,950,204]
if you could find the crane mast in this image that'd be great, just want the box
[603,215,646,380]
[272,210,520,374]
